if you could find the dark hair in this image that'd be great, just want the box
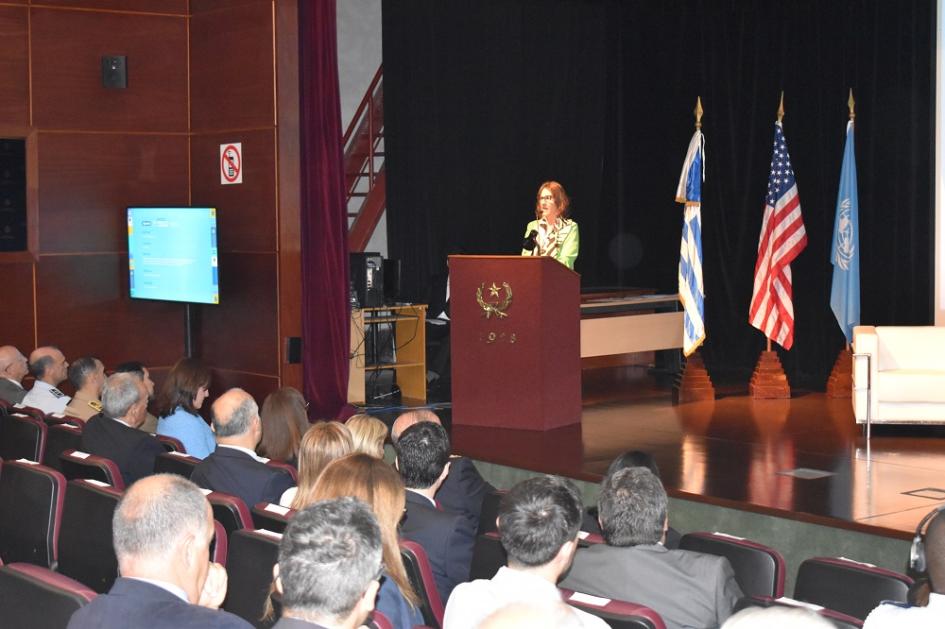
[393,421,450,489]
[279,497,382,621]
[599,467,667,547]
[498,476,582,567]
[259,387,309,462]
[114,361,146,378]
[68,356,100,389]
[155,357,210,417]
[606,450,660,480]
[29,354,55,379]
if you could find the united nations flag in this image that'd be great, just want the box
[830,119,860,344]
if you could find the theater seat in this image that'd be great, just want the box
[793,556,912,620]
[10,405,47,422]
[559,588,667,629]
[0,459,65,567]
[155,434,186,453]
[153,450,201,478]
[57,479,121,593]
[60,449,125,490]
[679,531,786,598]
[208,491,254,540]
[469,531,506,581]
[0,413,47,462]
[735,595,863,629]
[0,562,97,628]
[476,489,507,536]
[42,423,83,473]
[252,502,295,533]
[400,540,445,629]
[265,460,298,483]
[211,519,229,567]
[369,610,394,629]
[223,528,283,629]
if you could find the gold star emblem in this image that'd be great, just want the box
[488,282,501,297]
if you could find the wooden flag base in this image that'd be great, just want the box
[750,350,791,399]
[673,351,715,404]
[826,347,853,398]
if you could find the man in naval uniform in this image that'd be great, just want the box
[22,346,71,414]
[64,356,106,421]
[0,345,29,404]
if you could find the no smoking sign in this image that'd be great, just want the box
[220,142,242,185]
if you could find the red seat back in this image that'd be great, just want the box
[60,449,125,491]
[153,450,201,477]
[42,423,83,472]
[207,491,253,540]
[560,588,667,629]
[0,460,66,567]
[265,459,298,482]
[794,556,912,620]
[251,502,295,533]
[399,540,445,628]
[0,414,47,462]
[155,434,186,453]
[211,519,229,566]
[679,531,786,598]
[0,562,97,627]
[57,479,122,593]
[222,528,283,627]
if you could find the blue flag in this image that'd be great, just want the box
[830,121,860,344]
[676,129,705,356]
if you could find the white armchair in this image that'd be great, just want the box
[852,325,945,425]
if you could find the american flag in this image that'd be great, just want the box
[748,121,807,349]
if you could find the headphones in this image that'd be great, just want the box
[909,505,945,573]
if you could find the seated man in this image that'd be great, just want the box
[190,388,295,509]
[392,409,495,532]
[64,356,105,421]
[560,467,742,629]
[394,421,474,602]
[81,373,165,485]
[864,506,945,628]
[67,474,251,629]
[444,476,607,629]
[114,361,159,433]
[273,497,383,629]
[22,345,71,414]
[0,345,29,404]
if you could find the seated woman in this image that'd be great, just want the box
[346,413,388,459]
[520,180,579,270]
[280,421,353,508]
[155,358,215,459]
[258,387,309,466]
[311,454,423,629]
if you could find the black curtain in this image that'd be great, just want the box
[383,0,933,389]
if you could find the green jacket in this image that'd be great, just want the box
[521,218,579,270]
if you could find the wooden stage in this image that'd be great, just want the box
[439,366,945,541]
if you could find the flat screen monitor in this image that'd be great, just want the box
[127,206,219,305]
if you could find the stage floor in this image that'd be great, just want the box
[436,367,945,540]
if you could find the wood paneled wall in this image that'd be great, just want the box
[0,0,301,406]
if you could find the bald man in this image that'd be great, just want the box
[0,345,29,404]
[67,474,251,629]
[392,409,495,532]
[190,388,295,509]
[22,346,71,414]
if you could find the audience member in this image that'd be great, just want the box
[67,474,251,628]
[722,606,833,628]
[392,409,495,532]
[272,497,383,629]
[0,344,29,404]
[281,421,353,508]
[310,454,422,629]
[394,421,474,602]
[346,413,388,459]
[64,356,105,421]
[477,602,585,629]
[191,388,295,509]
[582,450,681,548]
[156,358,215,458]
[864,505,945,628]
[22,345,71,414]
[444,476,607,629]
[81,372,165,485]
[114,361,158,433]
[560,467,742,629]
[259,387,310,464]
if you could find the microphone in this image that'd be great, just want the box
[522,230,538,251]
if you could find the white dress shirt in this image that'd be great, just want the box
[22,380,71,414]
[863,592,945,629]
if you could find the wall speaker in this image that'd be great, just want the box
[101,55,128,89]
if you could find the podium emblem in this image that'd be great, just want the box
[476,282,512,319]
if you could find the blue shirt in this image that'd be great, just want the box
[157,406,216,459]
[376,571,423,629]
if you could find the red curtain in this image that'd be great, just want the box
[298,0,350,418]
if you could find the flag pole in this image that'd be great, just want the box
[695,96,703,129]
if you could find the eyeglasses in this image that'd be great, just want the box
[539,195,555,201]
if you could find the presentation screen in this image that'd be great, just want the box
[127,207,220,305]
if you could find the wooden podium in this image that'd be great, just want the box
[449,255,581,430]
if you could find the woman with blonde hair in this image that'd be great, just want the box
[279,421,353,508]
[346,413,388,459]
[311,453,423,629]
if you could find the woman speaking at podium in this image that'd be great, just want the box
[520,180,579,270]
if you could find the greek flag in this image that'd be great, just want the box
[676,129,705,356]
[830,120,860,344]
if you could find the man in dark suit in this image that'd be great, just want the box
[272,498,383,629]
[560,468,742,629]
[392,409,496,532]
[67,474,251,628]
[190,388,294,509]
[0,345,29,404]
[395,421,475,602]
[81,372,165,486]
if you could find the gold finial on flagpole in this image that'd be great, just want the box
[848,88,855,121]
[694,96,703,129]
[777,91,785,122]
